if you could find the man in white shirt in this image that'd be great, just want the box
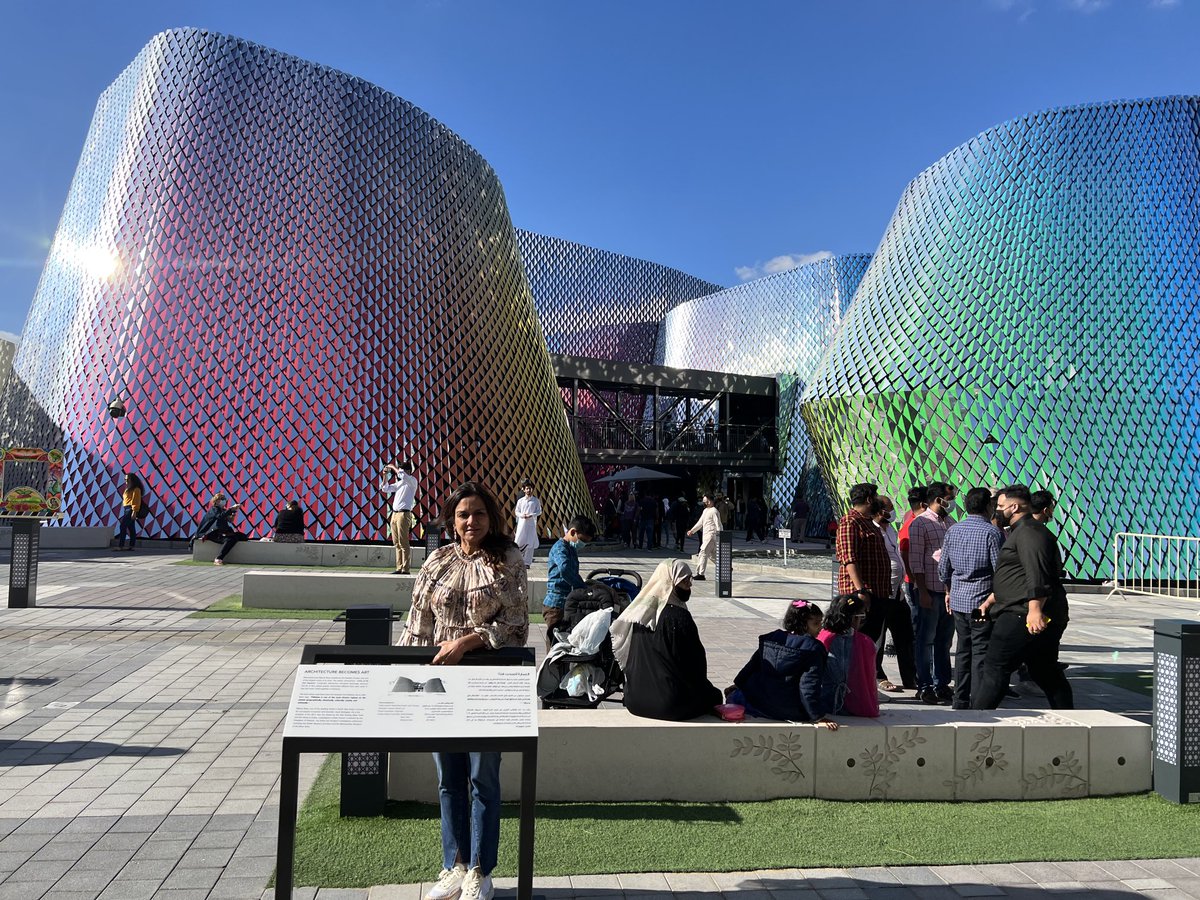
[381,460,419,574]
[865,495,917,690]
[686,493,722,581]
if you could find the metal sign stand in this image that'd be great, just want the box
[777,528,791,567]
[8,518,42,608]
[276,646,537,900]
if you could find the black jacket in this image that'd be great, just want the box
[623,604,721,721]
[192,507,234,543]
[273,506,305,535]
[734,630,829,721]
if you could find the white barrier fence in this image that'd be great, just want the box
[1108,532,1200,601]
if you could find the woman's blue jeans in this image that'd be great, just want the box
[433,751,502,876]
[117,508,137,548]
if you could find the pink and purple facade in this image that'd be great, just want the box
[0,28,590,540]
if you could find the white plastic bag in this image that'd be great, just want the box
[567,607,613,656]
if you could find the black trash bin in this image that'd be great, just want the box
[335,604,402,816]
[1153,618,1200,803]
[424,521,452,558]
[342,604,394,646]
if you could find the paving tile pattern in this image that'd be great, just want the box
[0,547,1176,899]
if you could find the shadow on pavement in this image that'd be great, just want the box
[0,740,186,765]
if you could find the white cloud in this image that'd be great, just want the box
[991,0,1174,16]
[735,250,835,282]
[988,0,1036,19]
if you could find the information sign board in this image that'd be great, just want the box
[776,528,791,540]
[284,664,537,740]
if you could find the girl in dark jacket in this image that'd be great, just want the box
[729,600,839,729]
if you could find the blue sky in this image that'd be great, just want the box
[0,0,1196,336]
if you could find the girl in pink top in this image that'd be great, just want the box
[817,593,880,718]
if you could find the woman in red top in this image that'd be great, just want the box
[817,593,880,718]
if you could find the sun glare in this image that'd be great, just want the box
[77,245,120,280]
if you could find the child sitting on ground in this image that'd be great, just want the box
[727,600,839,729]
[818,592,880,718]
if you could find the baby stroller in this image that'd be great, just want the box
[536,569,642,709]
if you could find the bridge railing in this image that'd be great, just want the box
[570,415,773,454]
[1107,532,1200,602]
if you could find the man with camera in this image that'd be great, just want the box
[381,460,419,575]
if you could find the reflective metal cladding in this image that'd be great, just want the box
[657,256,871,531]
[0,27,590,540]
[517,230,721,363]
[801,96,1200,577]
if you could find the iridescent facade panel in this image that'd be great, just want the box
[657,256,871,533]
[801,97,1200,577]
[1,28,590,540]
[516,230,720,363]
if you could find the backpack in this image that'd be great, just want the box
[136,498,150,521]
[822,632,855,715]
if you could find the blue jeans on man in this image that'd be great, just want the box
[908,584,953,693]
[638,518,655,549]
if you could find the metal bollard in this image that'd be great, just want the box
[1153,619,1200,803]
[335,604,401,816]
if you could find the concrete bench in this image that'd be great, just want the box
[241,569,547,611]
[387,707,1149,802]
[192,540,425,568]
[0,526,113,549]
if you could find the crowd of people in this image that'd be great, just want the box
[133,462,1075,900]
[834,479,1072,710]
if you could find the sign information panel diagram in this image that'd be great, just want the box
[283,664,538,740]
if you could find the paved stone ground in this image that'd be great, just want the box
[0,540,1186,899]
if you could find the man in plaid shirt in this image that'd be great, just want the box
[938,487,1005,709]
[835,482,890,602]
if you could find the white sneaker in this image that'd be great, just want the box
[461,867,493,900]
[425,864,467,900]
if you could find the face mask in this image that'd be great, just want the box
[675,588,691,603]
[942,497,955,512]
[881,511,894,524]
[995,507,1011,526]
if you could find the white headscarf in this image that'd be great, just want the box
[610,559,693,669]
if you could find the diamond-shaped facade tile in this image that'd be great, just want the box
[0,27,590,540]
[801,97,1200,578]
[655,256,871,535]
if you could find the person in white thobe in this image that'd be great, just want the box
[513,480,542,567]
[686,493,722,580]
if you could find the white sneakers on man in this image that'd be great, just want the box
[461,867,494,900]
[425,864,467,900]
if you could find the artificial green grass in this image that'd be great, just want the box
[188,594,343,620]
[292,754,1200,887]
[189,595,543,624]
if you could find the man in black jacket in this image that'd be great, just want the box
[971,484,1073,709]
